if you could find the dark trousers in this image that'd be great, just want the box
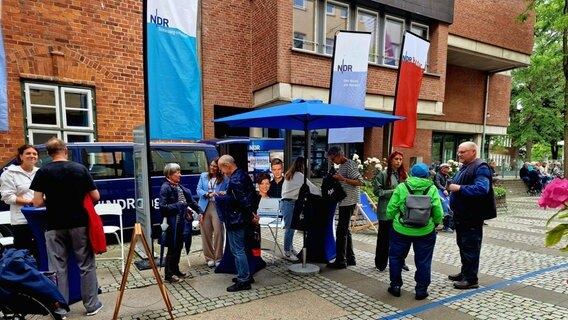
[455,222,483,283]
[12,224,39,265]
[165,214,188,278]
[388,229,436,295]
[375,220,392,270]
[335,204,356,264]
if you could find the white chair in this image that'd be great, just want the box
[257,198,284,259]
[94,203,125,273]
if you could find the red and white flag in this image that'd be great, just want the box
[392,32,430,148]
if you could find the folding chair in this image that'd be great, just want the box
[94,203,125,273]
[257,198,284,259]
[351,192,378,232]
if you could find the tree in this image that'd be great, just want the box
[513,0,566,169]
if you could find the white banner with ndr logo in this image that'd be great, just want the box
[146,0,202,140]
[328,31,372,144]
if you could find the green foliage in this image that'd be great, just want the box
[510,0,566,155]
[361,182,377,204]
[493,186,507,199]
[545,208,568,252]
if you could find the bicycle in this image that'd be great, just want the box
[0,244,68,320]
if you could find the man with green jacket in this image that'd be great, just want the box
[386,163,443,300]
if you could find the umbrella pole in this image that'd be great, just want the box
[288,118,319,275]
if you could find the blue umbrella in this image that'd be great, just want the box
[214,99,402,130]
[215,99,403,272]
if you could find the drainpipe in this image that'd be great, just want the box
[481,73,490,161]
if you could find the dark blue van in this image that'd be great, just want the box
[0,142,218,237]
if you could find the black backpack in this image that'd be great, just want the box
[398,182,434,228]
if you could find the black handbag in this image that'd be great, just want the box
[291,184,311,231]
[321,174,347,202]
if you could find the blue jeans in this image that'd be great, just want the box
[226,227,250,283]
[280,199,296,252]
[455,222,483,283]
[389,229,436,295]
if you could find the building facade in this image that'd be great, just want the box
[0,0,533,171]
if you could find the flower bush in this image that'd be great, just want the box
[352,154,383,179]
[446,159,460,179]
[538,178,568,252]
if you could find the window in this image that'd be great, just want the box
[356,10,378,63]
[293,0,317,51]
[294,32,307,49]
[150,148,208,175]
[383,16,404,66]
[324,1,349,55]
[325,38,334,55]
[24,82,95,145]
[326,3,335,15]
[294,0,306,9]
[411,22,429,40]
[82,149,132,179]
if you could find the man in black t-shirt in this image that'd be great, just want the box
[31,138,103,316]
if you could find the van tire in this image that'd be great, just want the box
[0,224,13,238]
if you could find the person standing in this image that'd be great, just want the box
[160,163,202,283]
[326,146,363,269]
[268,158,284,198]
[196,158,228,268]
[434,163,453,232]
[0,144,40,263]
[386,163,443,300]
[280,157,321,261]
[372,151,409,271]
[448,142,496,289]
[218,154,260,292]
[30,138,103,316]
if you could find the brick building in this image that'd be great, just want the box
[0,0,533,171]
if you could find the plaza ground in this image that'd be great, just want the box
[66,194,568,319]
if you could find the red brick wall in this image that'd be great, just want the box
[251,0,278,91]
[1,0,144,164]
[201,0,253,138]
[450,0,534,54]
[487,74,511,127]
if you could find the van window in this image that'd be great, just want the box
[150,148,208,176]
[81,149,133,179]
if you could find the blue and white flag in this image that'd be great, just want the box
[328,31,371,143]
[146,0,202,140]
[0,1,8,132]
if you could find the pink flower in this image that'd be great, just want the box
[538,178,568,209]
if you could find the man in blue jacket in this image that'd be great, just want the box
[448,142,496,289]
[217,155,260,292]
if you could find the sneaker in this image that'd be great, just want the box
[442,227,454,233]
[226,281,251,292]
[215,261,220,267]
[284,251,299,262]
[175,272,190,278]
[86,302,103,316]
[290,249,300,256]
[165,275,183,283]
[207,260,216,267]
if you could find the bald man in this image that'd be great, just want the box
[447,142,496,290]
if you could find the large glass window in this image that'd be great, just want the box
[24,82,95,145]
[291,1,429,67]
[324,1,349,55]
[293,0,317,51]
[356,9,378,63]
[150,148,208,175]
[384,16,404,66]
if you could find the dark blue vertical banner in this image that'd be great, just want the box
[146,0,202,140]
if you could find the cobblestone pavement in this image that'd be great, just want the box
[65,196,567,319]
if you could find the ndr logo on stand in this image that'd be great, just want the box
[150,9,170,27]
